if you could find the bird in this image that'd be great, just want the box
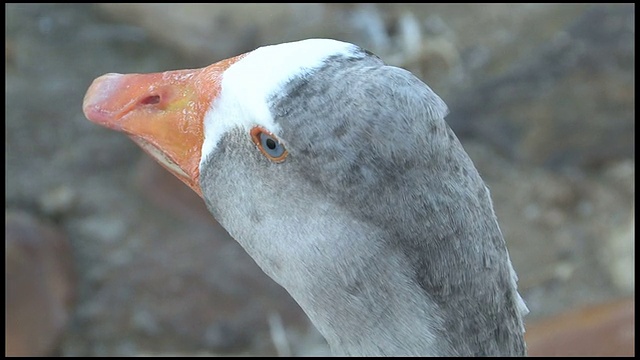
[83,38,528,356]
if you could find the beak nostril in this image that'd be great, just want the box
[141,95,161,105]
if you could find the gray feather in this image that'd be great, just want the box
[200,47,527,356]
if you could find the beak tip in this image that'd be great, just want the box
[83,73,126,127]
[82,103,110,128]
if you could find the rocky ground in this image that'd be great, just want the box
[5,3,634,356]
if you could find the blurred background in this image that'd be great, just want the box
[5,3,634,356]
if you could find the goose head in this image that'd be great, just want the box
[83,39,528,356]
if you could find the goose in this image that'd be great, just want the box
[83,39,528,356]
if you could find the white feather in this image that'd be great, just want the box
[200,39,359,167]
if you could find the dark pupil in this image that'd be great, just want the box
[265,138,277,150]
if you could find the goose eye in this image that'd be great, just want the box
[250,126,288,162]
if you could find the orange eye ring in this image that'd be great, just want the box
[250,126,289,163]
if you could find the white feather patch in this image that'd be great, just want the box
[200,39,359,167]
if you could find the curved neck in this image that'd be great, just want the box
[202,160,527,356]
[300,253,451,356]
[289,239,526,356]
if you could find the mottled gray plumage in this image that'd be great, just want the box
[200,47,527,356]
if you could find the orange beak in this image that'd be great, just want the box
[82,55,244,198]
